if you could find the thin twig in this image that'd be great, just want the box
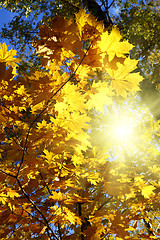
[97,196,113,211]
[108,0,115,10]
[16,178,60,240]
[0,169,16,178]
[39,170,52,196]
[58,222,62,240]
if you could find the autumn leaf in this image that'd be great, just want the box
[50,191,66,201]
[125,226,135,231]
[42,149,54,163]
[86,81,114,111]
[40,226,47,235]
[107,57,143,97]
[7,189,19,199]
[141,185,156,198]
[75,9,104,39]
[0,8,159,240]
[98,27,133,62]
[0,192,7,205]
[15,85,28,96]
[0,43,20,67]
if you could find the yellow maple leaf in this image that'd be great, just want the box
[87,81,113,112]
[141,185,156,198]
[43,149,54,162]
[15,85,27,96]
[31,100,45,113]
[63,206,81,225]
[0,43,20,67]
[87,92,112,112]
[75,9,104,39]
[148,165,160,174]
[98,27,133,62]
[40,226,47,235]
[37,119,47,129]
[61,83,86,113]
[107,57,143,97]
[50,191,66,201]
[54,101,68,115]
[0,192,7,205]
[74,64,91,81]
[66,210,76,224]
[7,189,19,199]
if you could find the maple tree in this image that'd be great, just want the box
[0,8,160,240]
[1,0,159,121]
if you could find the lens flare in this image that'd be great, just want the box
[111,117,134,142]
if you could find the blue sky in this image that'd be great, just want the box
[0,7,16,47]
[0,7,15,27]
[0,2,118,50]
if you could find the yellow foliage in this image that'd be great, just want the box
[15,85,28,96]
[107,57,143,97]
[98,27,133,62]
[0,8,159,240]
[0,43,20,67]
[141,185,156,199]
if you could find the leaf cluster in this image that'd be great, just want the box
[0,8,159,240]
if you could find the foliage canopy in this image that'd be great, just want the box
[0,7,160,240]
[0,0,159,120]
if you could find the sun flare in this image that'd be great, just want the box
[101,100,149,148]
[111,115,135,143]
[112,119,134,140]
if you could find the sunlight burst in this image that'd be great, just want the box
[111,116,134,142]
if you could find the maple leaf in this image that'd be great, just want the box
[7,189,19,199]
[54,101,68,115]
[149,165,160,174]
[40,226,47,235]
[75,9,104,39]
[86,81,114,111]
[31,100,45,113]
[107,57,143,97]
[42,149,54,163]
[0,7,159,240]
[50,191,66,201]
[0,192,7,205]
[125,226,135,231]
[98,27,133,62]
[37,119,47,129]
[141,185,156,198]
[0,43,20,67]
[15,85,27,96]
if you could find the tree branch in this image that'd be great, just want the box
[108,0,115,9]
[16,178,60,240]
[39,170,52,196]
[83,0,112,27]
[143,218,155,236]
[58,222,62,240]
[97,196,113,212]
[0,169,16,178]
[78,203,84,240]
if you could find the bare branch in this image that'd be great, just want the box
[108,0,115,9]
[58,222,62,240]
[97,196,113,211]
[143,218,155,236]
[16,178,60,240]
[0,169,16,178]
[39,170,52,196]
